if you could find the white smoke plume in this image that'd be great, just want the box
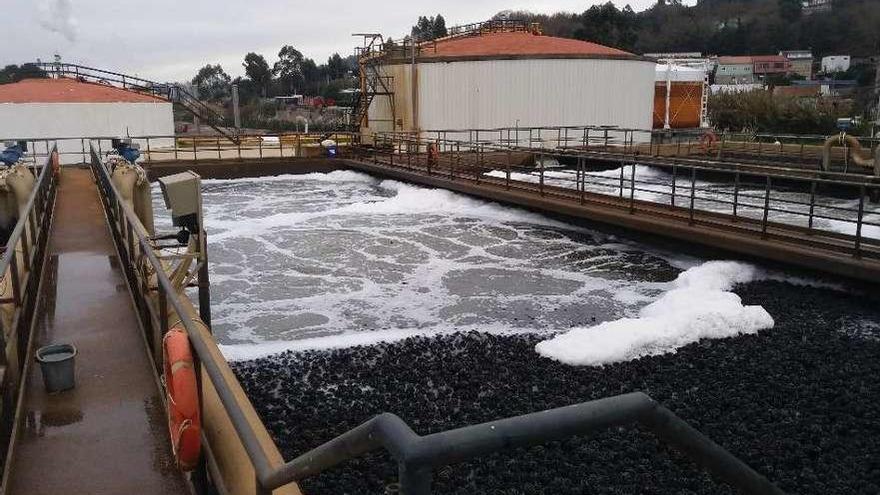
[38,0,78,43]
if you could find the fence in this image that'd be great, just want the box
[0,148,59,491]
[1,132,359,166]
[365,133,880,261]
[413,125,880,175]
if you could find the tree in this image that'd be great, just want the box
[574,3,638,51]
[778,0,802,22]
[326,53,348,80]
[191,64,230,101]
[273,45,308,95]
[411,14,448,41]
[243,52,272,97]
[0,64,48,84]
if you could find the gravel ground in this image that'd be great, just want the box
[233,280,880,494]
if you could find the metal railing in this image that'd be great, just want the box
[363,133,880,261]
[405,125,880,176]
[89,143,785,494]
[36,62,238,143]
[0,148,59,487]
[1,132,358,167]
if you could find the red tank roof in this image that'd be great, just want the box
[0,78,166,104]
[420,31,641,60]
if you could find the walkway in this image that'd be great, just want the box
[9,168,187,494]
[346,153,880,282]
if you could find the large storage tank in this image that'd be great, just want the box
[0,78,174,163]
[653,64,707,129]
[363,25,656,142]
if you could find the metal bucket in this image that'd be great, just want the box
[36,344,77,393]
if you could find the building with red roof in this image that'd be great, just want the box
[0,78,173,163]
[361,25,656,140]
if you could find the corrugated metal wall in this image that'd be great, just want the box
[368,58,655,139]
[419,58,654,132]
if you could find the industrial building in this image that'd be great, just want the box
[359,22,655,142]
[0,78,174,162]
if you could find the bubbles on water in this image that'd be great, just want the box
[155,172,682,356]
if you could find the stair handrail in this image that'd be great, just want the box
[34,62,239,143]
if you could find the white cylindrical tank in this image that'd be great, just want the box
[364,29,656,141]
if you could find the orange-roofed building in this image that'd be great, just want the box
[0,78,173,163]
[361,25,656,141]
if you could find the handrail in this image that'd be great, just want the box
[0,146,58,492]
[381,131,879,187]
[90,143,786,495]
[88,145,279,484]
[39,62,239,144]
[263,392,785,495]
[0,149,55,274]
[363,133,880,264]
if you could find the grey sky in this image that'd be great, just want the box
[7,0,679,83]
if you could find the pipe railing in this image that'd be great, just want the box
[1,132,359,166]
[0,147,59,490]
[411,126,880,175]
[89,143,787,495]
[364,133,880,260]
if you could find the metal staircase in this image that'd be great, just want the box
[34,62,239,143]
[352,35,396,133]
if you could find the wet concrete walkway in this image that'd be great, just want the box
[10,168,187,494]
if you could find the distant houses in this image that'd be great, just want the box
[646,49,872,97]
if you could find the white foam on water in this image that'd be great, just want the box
[183,172,687,361]
[202,170,376,186]
[535,261,775,366]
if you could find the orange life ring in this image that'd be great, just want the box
[700,131,718,154]
[163,327,201,471]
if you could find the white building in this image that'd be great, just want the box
[821,55,851,74]
[364,29,655,142]
[0,78,174,163]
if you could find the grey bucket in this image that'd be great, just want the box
[36,344,77,393]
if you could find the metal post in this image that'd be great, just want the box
[146,137,152,163]
[193,138,198,162]
[761,177,771,238]
[733,171,740,220]
[619,162,625,198]
[198,232,212,327]
[539,153,544,196]
[579,157,585,204]
[671,164,677,208]
[217,137,221,160]
[689,167,696,225]
[808,180,817,231]
[506,150,511,190]
[629,161,636,214]
[855,185,865,257]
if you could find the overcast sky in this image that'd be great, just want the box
[6,0,680,83]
